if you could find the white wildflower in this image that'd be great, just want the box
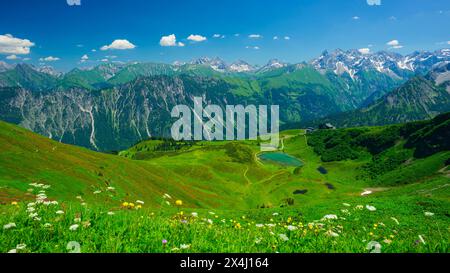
[326,230,339,237]
[3,223,16,230]
[424,212,434,217]
[287,225,297,231]
[69,224,79,231]
[107,211,115,216]
[366,205,377,212]
[367,241,382,253]
[278,234,289,241]
[255,224,264,228]
[322,214,338,220]
[136,200,145,205]
[16,244,26,250]
[180,244,190,249]
[361,190,373,196]
[191,212,198,217]
[8,249,17,253]
[56,210,64,215]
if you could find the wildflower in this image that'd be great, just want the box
[27,202,35,207]
[424,212,434,217]
[107,187,115,191]
[93,190,101,194]
[162,239,168,246]
[287,217,292,223]
[29,212,39,218]
[69,224,79,231]
[278,234,289,241]
[180,244,190,250]
[256,224,264,228]
[27,207,35,212]
[136,200,144,205]
[361,190,373,196]
[175,200,183,206]
[136,205,142,209]
[367,241,382,253]
[326,230,339,237]
[255,238,262,244]
[207,219,213,225]
[366,205,377,212]
[8,249,17,253]
[287,225,297,231]
[67,241,81,253]
[56,210,64,215]
[44,223,52,228]
[272,212,279,216]
[322,214,338,221]
[122,202,129,207]
[16,244,26,250]
[355,205,364,210]
[3,223,16,230]
[191,212,198,217]
[107,211,115,215]
[11,201,18,206]
[369,232,374,236]
[163,193,172,199]
[235,223,242,229]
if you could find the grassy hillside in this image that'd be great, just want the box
[0,118,448,253]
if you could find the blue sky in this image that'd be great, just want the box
[0,0,449,71]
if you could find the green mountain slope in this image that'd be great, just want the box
[309,63,450,128]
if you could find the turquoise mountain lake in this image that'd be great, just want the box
[258,152,303,167]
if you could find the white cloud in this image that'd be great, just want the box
[367,0,381,6]
[91,49,97,52]
[273,36,279,40]
[0,34,35,55]
[6,54,19,60]
[248,34,262,39]
[389,16,397,20]
[213,34,225,39]
[101,39,136,51]
[234,33,240,37]
[67,0,81,6]
[159,34,184,47]
[358,48,371,54]
[353,16,360,20]
[284,36,291,40]
[387,39,403,49]
[40,56,60,62]
[187,34,207,42]
[246,46,260,50]
[80,54,89,62]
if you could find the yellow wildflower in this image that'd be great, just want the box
[11,201,18,206]
[122,202,129,207]
[175,200,183,206]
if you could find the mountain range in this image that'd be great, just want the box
[0,48,449,151]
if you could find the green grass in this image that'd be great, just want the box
[0,120,449,253]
